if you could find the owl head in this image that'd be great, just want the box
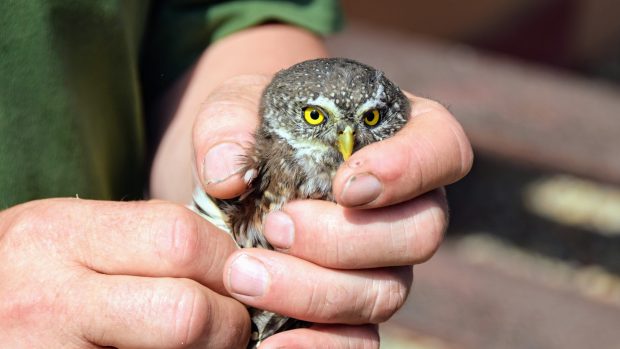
[257,58,410,174]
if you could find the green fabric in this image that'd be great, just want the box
[0,0,343,209]
[207,0,343,41]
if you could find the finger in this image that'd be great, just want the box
[223,250,413,324]
[77,274,250,348]
[42,198,237,294]
[193,75,269,199]
[333,94,473,208]
[261,324,379,349]
[263,189,447,269]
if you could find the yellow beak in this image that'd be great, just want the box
[337,126,354,161]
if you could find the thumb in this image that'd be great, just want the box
[193,75,269,199]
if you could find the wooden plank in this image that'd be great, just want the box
[385,244,620,349]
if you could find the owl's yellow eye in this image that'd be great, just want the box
[363,109,381,126]
[303,106,326,125]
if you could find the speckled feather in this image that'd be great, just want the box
[195,58,410,348]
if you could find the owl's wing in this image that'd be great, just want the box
[190,186,232,235]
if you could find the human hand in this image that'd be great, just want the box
[0,199,250,348]
[194,75,473,348]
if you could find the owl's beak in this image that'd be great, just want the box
[337,126,354,161]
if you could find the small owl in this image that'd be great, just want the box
[194,58,410,348]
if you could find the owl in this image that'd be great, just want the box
[193,58,410,348]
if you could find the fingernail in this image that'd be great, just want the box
[340,173,382,206]
[264,211,295,249]
[203,142,245,184]
[229,254,268,297]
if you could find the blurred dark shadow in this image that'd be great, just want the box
[341,0,620,80]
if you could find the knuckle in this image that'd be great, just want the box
[152,203,202,269]
[198,97,236,123]
[3,209,36,240]
[323,217,350,268]
[164,281,210,347]
[410,98,448,118]
[304,282,349,322]
[208,75,270,103]
[456,130,474,178]
[444,119,473,180]
[214,300,251,349]
[367,271,410,323]
[398,192,448,264]
[411,193,448,263]
[7,201,46,231]
[423,99,450,115]
[0,287,56,325]
[160,281,250,349]
[1,199,64,242]
[194,75,265,146]
[357,327,380,349]
[199,75,267,120]
[0,263,77,329]
[427,99,450,114]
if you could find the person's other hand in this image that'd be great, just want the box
[193,76,473,348]
[0,199,250,348]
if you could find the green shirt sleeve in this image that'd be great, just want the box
[206,0,344,41]
[142,0,344,98]
[0,0,149,208]
[0,0,343,209]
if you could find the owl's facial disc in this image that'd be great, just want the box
[260,58,410,170]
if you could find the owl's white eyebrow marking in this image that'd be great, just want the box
[306,95,344,119]
[356,81,385,116]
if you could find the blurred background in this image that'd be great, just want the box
[327,0,620,348]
